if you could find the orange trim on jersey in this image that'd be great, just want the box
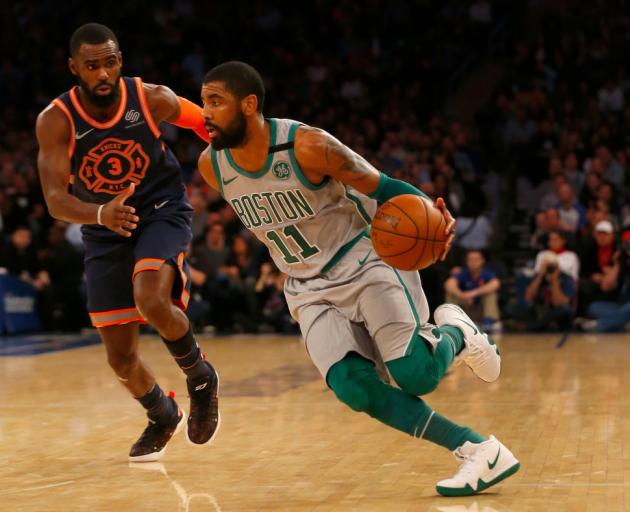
[51,99,76,159]
[69,78,128,130]
[89,307,146,327]
[134,77,161,138]
[132,257,165,279]
[93,317,147,328]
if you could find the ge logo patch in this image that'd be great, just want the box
[78,137,150,194]
[272,161,291,180]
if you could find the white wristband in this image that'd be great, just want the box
[97,204,105,226]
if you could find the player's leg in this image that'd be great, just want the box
[327,352,519,496]
[99,323,185,462]
[352,262,515,494]
[133,218,219,446]
[83,238,185,462]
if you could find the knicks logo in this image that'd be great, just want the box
[78,138,150,194]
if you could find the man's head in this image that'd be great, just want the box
[11,226,32,251]
[594,220,615,247]
[201,61,265,150]
[68,23,122,109]
[557,183,574,206]
[206,221,225,248]
[465,250,485,274]
[547,229,567,252]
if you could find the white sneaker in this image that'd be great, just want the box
[436,435,520,497]
[434,304,501,382]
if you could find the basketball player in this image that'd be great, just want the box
[35,24,219,461]
[197,61,520,496]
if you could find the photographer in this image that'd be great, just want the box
[508,252,576,331]
[581,230,630,332]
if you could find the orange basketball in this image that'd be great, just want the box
[370,194,447,271]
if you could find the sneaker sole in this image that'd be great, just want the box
[128,408,187,463]
[436,461,520,497]
[185,372,221,446]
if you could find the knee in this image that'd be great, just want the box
[133,280,170,321]
[327,360,374,413]
[389,360,440,396]
[107,349,139,379]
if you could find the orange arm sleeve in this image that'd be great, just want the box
[171,97,210,143]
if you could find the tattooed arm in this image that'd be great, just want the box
[293,126,381,196]
[293,125,456,259]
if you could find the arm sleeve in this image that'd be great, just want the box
[367,172,431,203]
[170,97,210,143]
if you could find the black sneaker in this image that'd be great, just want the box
[186,362,220,445]
[128,398,186,462]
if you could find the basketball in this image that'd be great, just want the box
[370,194,447,271]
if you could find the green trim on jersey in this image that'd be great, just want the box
[391,268,421,354]
[225,118,278,178]
[287,122,330,190]
[345,187,372,225]
[210,149,224,197]
[321,228,369,274]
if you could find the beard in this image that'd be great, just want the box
[209,111,247,151]
[76,73,121,109]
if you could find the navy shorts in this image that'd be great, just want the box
[84,211,192,328]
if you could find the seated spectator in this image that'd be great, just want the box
[581,230,630,332]
[579,171,602,210]
[255,262,297,334]
[579,219,618,305]
[534,230,580,281]
[507,252,576,332]
[453,198,492,253]
[564,152,584,196]
[555,183,586,234]
[444,250,501,332]
[0,225,52,329]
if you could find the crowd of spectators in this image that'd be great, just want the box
[1,1,629,335]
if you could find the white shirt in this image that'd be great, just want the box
[534,250,580,281]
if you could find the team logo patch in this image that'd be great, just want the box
[272,161,291,180]
[78,137,150,194]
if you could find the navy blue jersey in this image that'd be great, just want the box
[52,76,192,241]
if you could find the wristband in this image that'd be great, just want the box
[368,172,431,203]
[97,204,105,226]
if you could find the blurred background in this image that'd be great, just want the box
[1,0,629,337]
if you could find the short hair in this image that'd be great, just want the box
[203,61,265,112]
[70,23,119,56]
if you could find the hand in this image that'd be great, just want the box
[459,290,476,305]
[434,197,455,261]
[100,183,139,238]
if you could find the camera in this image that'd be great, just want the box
[546,264,558,274]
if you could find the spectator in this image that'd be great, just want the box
[533,230,580,281]
[444,250,502,332]
[255,262,297,334]
[555,183,586,234]
[581,230,630,332]
[507,252,576,332]
[579,219,618,304]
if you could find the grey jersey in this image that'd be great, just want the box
[210,118,376,278]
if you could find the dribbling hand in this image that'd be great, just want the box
[435,197,456,261]
[100,183,139,238]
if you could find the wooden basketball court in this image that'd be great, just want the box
[1,332,629,511]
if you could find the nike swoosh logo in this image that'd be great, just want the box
[358,250,372,266]
[75,128,95,140]
[222,176,238,186]
[195,383,207,391]
[488,447,501,470]
[124,120,146,129]
[154,200,169,209]
[461,318,479,335]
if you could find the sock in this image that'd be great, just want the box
[162,324,211,379]
[137,384,176,424]
[438,325,466,356]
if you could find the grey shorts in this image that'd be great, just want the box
[284,237,440,379]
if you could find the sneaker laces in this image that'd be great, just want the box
[451,450,483,479]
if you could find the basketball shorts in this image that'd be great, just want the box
[284,236,441,379]
[84,209,192,328]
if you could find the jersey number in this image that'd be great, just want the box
[265,226,320,264]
